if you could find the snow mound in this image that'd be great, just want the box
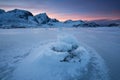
[58,34,79,48]
[50,42,72,52]
[11,34,109,80]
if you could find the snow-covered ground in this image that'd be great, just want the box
[0,27,120,80]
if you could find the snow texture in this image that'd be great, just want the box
[1,27,120,80]
[10,33,109,80]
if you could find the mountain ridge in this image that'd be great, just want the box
[0,9,119,28]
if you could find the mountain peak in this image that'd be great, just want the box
[35,13,50,24]
[35,13,49,18]
[64,20,84,23]
[7,9,33,16]
[40,13,47,16]
[64,20,73,23]
[0,9,119,28]
[0,9,5,14]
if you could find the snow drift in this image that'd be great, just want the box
[11,33,109,80]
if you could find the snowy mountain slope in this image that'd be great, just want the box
[64,20,86,27]
[64,20,99,27]
[0,9,61,28]
[0,9,5,14]
[7,9,33,19]
[0,9,119,28]
[42,20,100,28]
[90,19,120,25]
[64,20,84,24]
[35,13,51,24]
[0,9,100,28]
[0,9,38,28]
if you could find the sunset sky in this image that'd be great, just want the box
[0,0,120,21]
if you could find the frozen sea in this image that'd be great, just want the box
[0,27,120,80]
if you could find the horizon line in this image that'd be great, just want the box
[1,8,120,22]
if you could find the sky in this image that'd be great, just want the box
[0,0,120,21]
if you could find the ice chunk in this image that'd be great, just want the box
[51,42,72,52]
[57,34,79,49]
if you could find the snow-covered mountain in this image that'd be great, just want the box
[0,9,33,28]
[0,9,119,28]
[0,9,38,28]
[0,9,61,28]
[64,20,99,27]
[88,19,120,27]
[64,20,85,26]
[0,9,5,14]
[35,13,51,24]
